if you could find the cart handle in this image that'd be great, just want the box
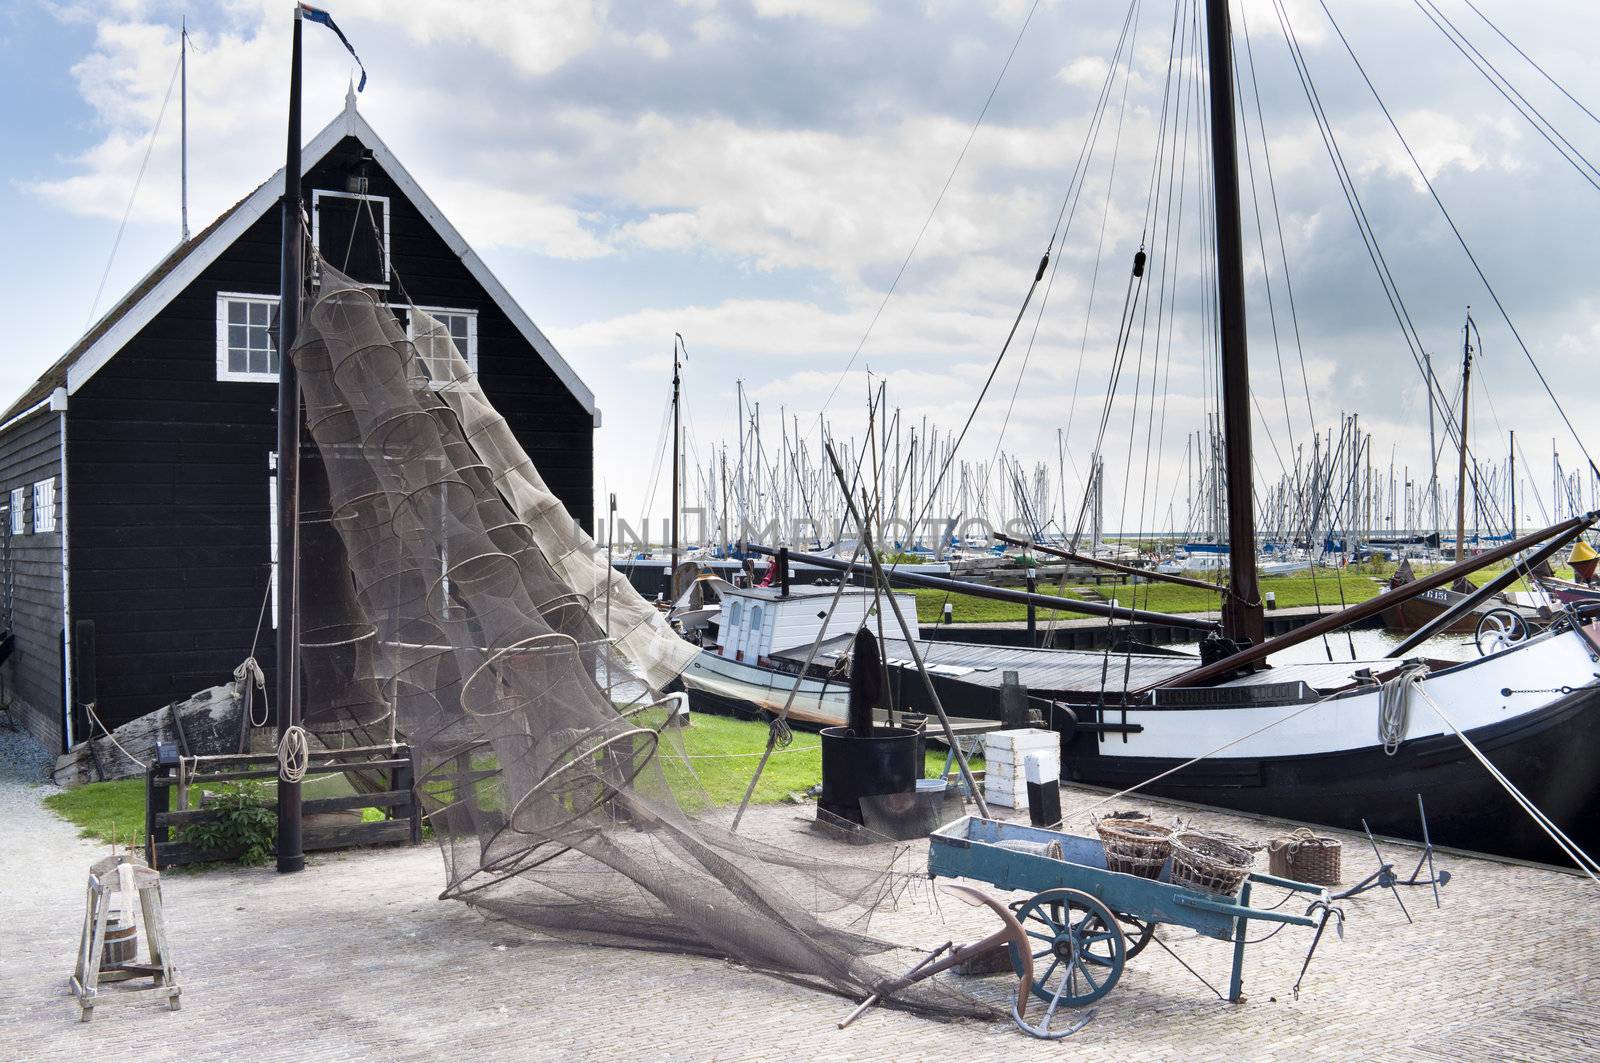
[1173,893,1323,928]
[1247,870,1330,895]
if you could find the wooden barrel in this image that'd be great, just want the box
[102,918,138,967]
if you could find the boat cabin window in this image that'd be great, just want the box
[727,600,743,628]
[312,190,391,287]
[749,605,763,633]
[215,294,280,382]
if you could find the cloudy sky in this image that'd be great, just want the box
[4,0,1599,536]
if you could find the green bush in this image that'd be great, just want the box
[177,782,276,865]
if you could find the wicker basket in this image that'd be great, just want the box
[1267,828,1342,885]
[1169,829,1256,895]
[1095,817,1173,879]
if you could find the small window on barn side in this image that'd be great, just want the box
[32,479,56,535]
[216,293,280,382]
[408,307,478,384]
[313,190,391,287]
[8,488,24,535]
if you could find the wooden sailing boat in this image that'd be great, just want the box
[691,0,1600,866]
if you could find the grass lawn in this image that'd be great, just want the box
[660,712,975,808]
[43,772,382,850]
[915,560,1575,624]
[43,714,977,845]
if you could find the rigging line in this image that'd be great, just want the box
[1232,25,1297,461]
[1460,0,1600,131]
[885,251,1054,582]
[810,0,1045,429]
[984,0,1142,479]
[87,49,184,325]
[1315,0,1600,481]
[1412,0,1600,191]
[1061,0,1147,470]
[1269,0,1467,461]
[1116,0,1189,565]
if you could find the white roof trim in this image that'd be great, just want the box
[0,396,52,437]
[63,97,596,417]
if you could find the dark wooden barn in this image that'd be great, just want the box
[0,93,597,751]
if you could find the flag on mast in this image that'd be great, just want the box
[299,3,367,90]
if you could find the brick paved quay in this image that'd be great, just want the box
[3,746,1596,1062]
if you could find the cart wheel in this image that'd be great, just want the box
[1008,888,1125,1007]
[1117,914,1156,959]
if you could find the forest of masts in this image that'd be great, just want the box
[630,380,1600,559]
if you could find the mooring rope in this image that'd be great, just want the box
[1378,661,1429,755]
[1413,684,1600,885]
[234,657,270,729]
[83,701,148,770]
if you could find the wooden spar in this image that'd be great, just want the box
[1384,521,1585,658]
[1205,0,1264,646]
[275,5,305,875]
[994,533,1222,593]
[747,545,1220,633]
[1136,512,1598,691]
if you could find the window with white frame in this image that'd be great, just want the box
[407,308,478,384]
[8,488,23,535]
[313,189,391,287]
[216,294,280,381]
[32,478,56,535]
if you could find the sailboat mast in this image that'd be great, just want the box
[671,334,682,577]
[180,18,189,242]
[1455,309,1474,562]
[1204,0,1262,643]
[275,5,305,875]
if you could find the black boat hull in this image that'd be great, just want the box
[1062,683,1600,865]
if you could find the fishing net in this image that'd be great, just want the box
[291,265,991,1017]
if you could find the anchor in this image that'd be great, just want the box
[1332,794,1451,920]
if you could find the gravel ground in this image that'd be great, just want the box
[0,718,55,785]
[3,732,1596,1060]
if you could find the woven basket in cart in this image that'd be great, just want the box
[1267,828,1342,885]
[1169,829,1257,895]
[1095,817,1173,880]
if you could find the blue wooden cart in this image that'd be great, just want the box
[928,816,1340,1012]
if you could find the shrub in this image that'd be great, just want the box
[178,782,276,865]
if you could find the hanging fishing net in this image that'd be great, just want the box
[289,265,991,1017]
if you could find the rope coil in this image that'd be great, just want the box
[1378,662,1429,755]
[277,725,309,784]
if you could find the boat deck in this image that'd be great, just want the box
[777,635,1395,699]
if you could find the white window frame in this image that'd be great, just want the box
[8,488,24,535]
[312,189,392,287]
[216,292,281,382]
[32,478,56,535]
[406,306,479,384]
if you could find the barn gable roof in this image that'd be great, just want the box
[3,90,596,425]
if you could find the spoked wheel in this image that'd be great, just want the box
[1008,888,1126,1009]
[1114,914,1156,959]
[1475,608,1529,656]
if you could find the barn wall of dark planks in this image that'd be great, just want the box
[55,134,593,737]
[0,408,65,749]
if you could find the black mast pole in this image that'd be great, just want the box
[671,334,682,582]
[275,6,305,875]
[1204,0,1263,645]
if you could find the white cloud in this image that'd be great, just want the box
[750,0,873,29]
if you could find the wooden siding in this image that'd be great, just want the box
[0,408,64,749]
[68,135,594,729]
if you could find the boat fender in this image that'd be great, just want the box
[1132,248,1146,277]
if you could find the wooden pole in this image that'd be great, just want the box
[275,6,305,875]
[1205,0,1263,645]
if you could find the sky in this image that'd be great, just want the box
[3,0,1600,538]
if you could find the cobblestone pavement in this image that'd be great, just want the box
[3,745,1597,1062]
